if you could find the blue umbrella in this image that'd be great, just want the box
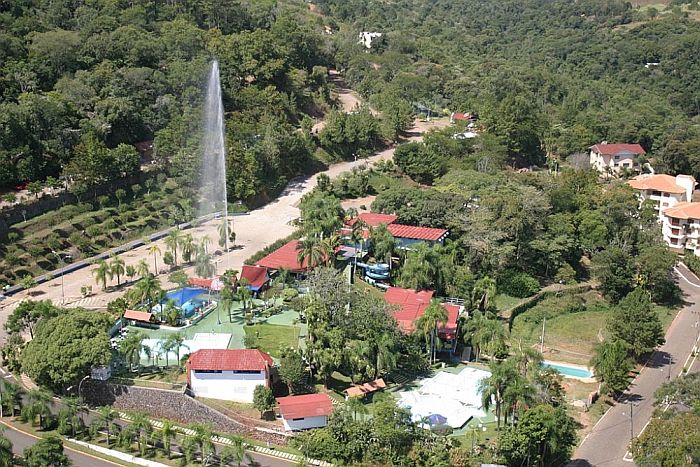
[427,413,447,426]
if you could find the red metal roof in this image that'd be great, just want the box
[387,224,448,241]
[187,349,273,371]
[451,112,474,121]
[255,240,309,272]
[347,213,398,227]
[383,287,459,338]
[123,310,153,322]
[188,277,213,288]
[240,265,269,289]
[345,378,386,397]
[276,393,333,419]
[590,143,646,156]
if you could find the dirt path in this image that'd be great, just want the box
[312,70,366,134]
[0,83,449,326]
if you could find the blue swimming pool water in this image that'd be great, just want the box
[181,297,208,318]
[542,361,593,378]
[164,287,208,307]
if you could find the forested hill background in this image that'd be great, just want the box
[322,0,700,170]
[0,0,333,195]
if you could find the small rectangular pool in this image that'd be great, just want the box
[542,361,593,379]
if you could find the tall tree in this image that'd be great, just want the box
[164,230,182,267]
[109,255,126,287]
[92,259,112,290]
[415,302,448,364]
[479,359,519,430]
[0,428,12,467]
[591,339,633,397]
[607,288,664,359]
[23,436,70,467]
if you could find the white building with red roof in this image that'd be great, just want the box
[186,349,274,402]
[589,142,646,175]
[660,202,700,255]
[627,173,695,217]
[276,393,333,431]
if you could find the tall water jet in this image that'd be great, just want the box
[200,60,229,253]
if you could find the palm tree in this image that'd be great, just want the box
[370,224,396,267]
[0,428,13,467]
[350,219,367,274]
[345,396,368,422]
[375,332,397,377]
[238,282,253,322]
[130,412,153,456]
[219,434,248,466]
[473,317,507,362]
[92,259,112,290]
[165,333,187,367]
[164,230,182,267]
[479,359,519,430]
[296,237,323,270]
[218,219,231,250]
[200,236,212,254]
[512,341,543,378]
[415,301,448,364]
[1,381,22,417]
[502,372,535,425]
[23,389,52,429]
[136,259,149,278]
[120,331,147,372]
[132,274,163,308]
[159,420,177,459]
[180,233,195,263]
[147,244,161,275]
[110,255,126,286]
[59,397,86,438]
[320,234,341,267]
[125,264,137,282]
[471,276,497,312]
[189,423,214,463]
[194,245,215,278]
[94,406,117,446]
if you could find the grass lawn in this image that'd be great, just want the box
[494,294,525,315]
[243,323,300,358]
[510,290,680,366]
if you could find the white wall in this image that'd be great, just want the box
[282,415,328,431]
[190,369,267,403]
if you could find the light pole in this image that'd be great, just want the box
[77,375,90,402]
[51,250,65,305]
[667,354,672,380]
[625,401,637,443]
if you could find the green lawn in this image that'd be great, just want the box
[510,290,680,366]
[243,323,301,358]
[494,294,525,314]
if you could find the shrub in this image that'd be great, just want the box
[498,270,540,298]
[281,288,299,301]
[554,264,577,284]
[27,245,44,258]
[85,225,101,237]
[7,232,20,242]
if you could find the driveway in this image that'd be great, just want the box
[569,263,700,466]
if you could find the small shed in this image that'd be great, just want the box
[276,393,333,431]
[345,378,386,399]
[123,310,154,325]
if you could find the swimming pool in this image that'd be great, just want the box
[542,361,593,379]
[164,287,208,307]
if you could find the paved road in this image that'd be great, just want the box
[569,263,700,467]
[0,420,121,467]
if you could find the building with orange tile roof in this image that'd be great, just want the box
[661,202,700,255]
[589,142,646,175]
[627,173,695,218]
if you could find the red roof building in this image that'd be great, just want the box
[347,213,398,227]
[187,349,274,403]
[187,349,273,372]
[123,310,153,323]
[384,287,459,339]
[387,224,448,242]
[255,240,310,273]
[240,265,269,291]
[590,143,646,156]
[276,393,333,430]
[188,277,213,288]
[345,378,387,398]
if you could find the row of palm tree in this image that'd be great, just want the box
[94,409,248,465]
[119,331,189,372]
[93,255,142,290]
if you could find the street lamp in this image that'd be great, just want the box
[77,375,90,402]
[51,250,65,305]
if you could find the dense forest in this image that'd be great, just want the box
[321,0,700,170]
[0,0,340,198]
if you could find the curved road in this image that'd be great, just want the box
[569,263,700,466]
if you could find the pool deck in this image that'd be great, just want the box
[127,298,306,364]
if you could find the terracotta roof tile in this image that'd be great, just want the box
[627,174,686,194]
[387,224,448,241]
[255,240,308,272]
[590,143,646,156]
[187,349,273,371]
[240,265,269,289]
[663,202,700,220]
[276,393,333,419]
[123,310,153,322]
[347,213,398,227]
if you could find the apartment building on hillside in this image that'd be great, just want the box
[627,173,696,218]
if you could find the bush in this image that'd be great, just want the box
[684,255,700,277]
[85,225,101,237]
[498,270,540,298]
[554,263,577,284]
[281,288,299,301]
